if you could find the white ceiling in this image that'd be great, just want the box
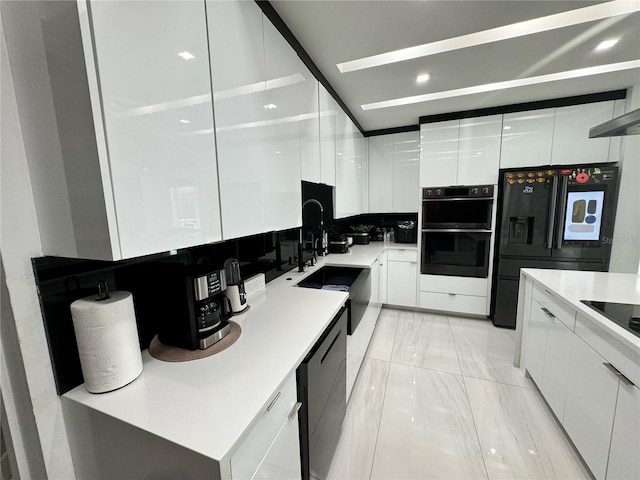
[270,0,640,132]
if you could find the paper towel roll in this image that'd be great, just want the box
[70,290,143,393]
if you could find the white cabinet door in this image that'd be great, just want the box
[387,261,417,307]
[419,120,459,186]
[524,299,549,385]
[88,0,222,258]
[300,79,321,183]
[607,382,640,480]
[563,334,619,480]
[318,84,336,186]
[231,374,300,480]
[361,137,369,214]
[262,17,302,232]
[368,135,394,213]
[457,115,502,185]
[379,250,388,305]
[500,109,555,169]
[208,0,268,240]
[335,114,362,218]
[540,313,572,422]
[393,131,420,212]
[551,102,614,166]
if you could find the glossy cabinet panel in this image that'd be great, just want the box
[208,1,302,239]
[551,102,614,165]
[335,113,362,218]
[500,109,555,169]
[387,260,417,307]
[606,382,640,480]
[563,334,618,480]
[318,84,336,186]
[300,79,321,183]
[368,135,394,212]
[419,120,459,187]
[540,313,572,421]
[393,131,420,212]
[457,115,502,185]
[262,17,302,232]
[524,299,548,384]
[207,0,267,240]
[89,0,222,258]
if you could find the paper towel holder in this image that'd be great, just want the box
[96,280,111,301]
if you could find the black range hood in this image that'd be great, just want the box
[589,108,640,138]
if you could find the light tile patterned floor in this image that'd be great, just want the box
[326,308,591,480]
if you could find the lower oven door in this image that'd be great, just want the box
[421,230,491,278]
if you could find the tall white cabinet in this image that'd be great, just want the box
[207,0,301,239]
[318,84,337,186]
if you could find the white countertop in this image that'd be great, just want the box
[521,269,640,351]
[63,244,394,463]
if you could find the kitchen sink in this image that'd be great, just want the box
[297,266,370,335]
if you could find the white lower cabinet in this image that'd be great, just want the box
[386,249,418,307]
[418,275,488,315]
[378,250,388,305]
[563,334,619,480]
[230,373,301,480]
[524,298,549,385]
[606,382,640,480]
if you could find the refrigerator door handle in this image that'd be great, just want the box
[545,175,559,249]
[554,176,569,249]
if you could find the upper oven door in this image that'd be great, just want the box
[422,197,493,230]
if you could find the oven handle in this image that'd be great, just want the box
[422,228,492,233]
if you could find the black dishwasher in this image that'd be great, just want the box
[297,304,347,480]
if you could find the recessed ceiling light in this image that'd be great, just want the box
[416,73,430,83]
[360,60,640,110]
[337,1,640,73]
[595,38,619,51]
[178,51,195,60]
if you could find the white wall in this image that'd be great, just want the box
[609,82,640,274]
[1,6,76,479]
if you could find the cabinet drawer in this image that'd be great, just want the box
[531,284,576,330]
[575,313,640,387]
[386,248,418,262]
[419,291,487,316]
[231,374,299,480]
[420,275,488,297]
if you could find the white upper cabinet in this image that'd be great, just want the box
[300,79,321,183]
[551,102,614,165]
[420,116,499,187]
[318,84,336,186]
[82,0,222,259]
[419,120,459,186]
[457,115,502,185]
[262,17,303,232]
[207,0,267,240]
[207,0,301,239]
[500,108,555,169]
[335,112,362,218]
[393,131,421,212]
[368,135,394,212]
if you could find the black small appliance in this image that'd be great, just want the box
[118,262,233,350]
[395,221,417,243]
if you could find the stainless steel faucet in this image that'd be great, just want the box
[300,199,326,272]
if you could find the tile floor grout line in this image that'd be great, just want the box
[461,375,492,480]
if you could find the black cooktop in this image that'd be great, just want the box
[581,300,640,338]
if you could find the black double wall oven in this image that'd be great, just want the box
[421,185,494,278]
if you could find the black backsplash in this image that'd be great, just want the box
[35,182,417,395]
[33,227,305,395]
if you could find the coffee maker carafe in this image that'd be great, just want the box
[224,258,248,314]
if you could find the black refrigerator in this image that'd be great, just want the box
[491,163,619,328]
